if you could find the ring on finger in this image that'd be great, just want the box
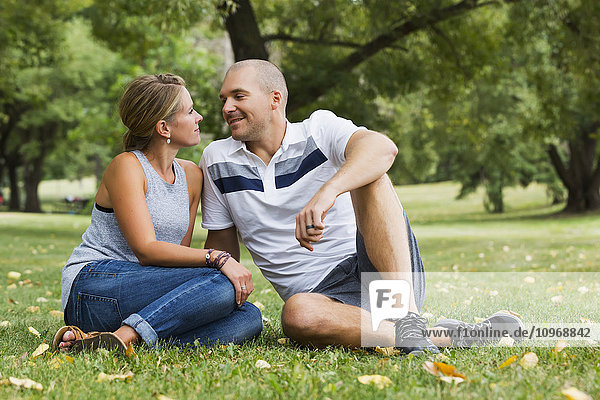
[240,285,247,290]
[306,224,315,230]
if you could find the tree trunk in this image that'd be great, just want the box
[23,124,57,213]
[221,0,268,61]
[548,122,600,213]
[6,156,20,211]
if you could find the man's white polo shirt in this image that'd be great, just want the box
[200,110,363,301]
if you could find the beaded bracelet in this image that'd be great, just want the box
[205,249,231,270]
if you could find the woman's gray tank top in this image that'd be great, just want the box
[60,150,190,310]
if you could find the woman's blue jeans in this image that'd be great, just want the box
[65,259,263,347]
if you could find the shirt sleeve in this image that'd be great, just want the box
[199,151,235,230]
[308,110,365,168]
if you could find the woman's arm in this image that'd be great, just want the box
[179,159,202,247]
[103,153,208,266]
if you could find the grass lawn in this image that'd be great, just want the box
[1,181,599,399]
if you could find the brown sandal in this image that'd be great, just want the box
[52,325,127,353]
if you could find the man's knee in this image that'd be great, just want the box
[281,293,327,342]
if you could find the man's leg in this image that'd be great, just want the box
[281,292,394,348]
[350,174,420,311]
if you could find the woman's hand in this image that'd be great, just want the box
[219,257,254,306]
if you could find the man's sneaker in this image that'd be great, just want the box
[395,312,440,355]
[434,311,525,348]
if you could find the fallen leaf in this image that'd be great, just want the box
[8,271,22,280]
[31,343,49,360]
[8,298,18,304]
[561,386,592,400]
[277,338,289,345]
[435,353,450,361]
[498,355,518,369]
[551,295,563,303]
[49,310,63,318]
[255,360,271,369]
[0,321,10,328]
[26,306,40,313]
[253,301,265,311]
[8,377,43,391]
[555,340,569,353]
[498,336,515,347]
[156,395,174,400]
[375,346,401,356]
[28,327,41,337]
[519,352,539,369]
[433,362,466,379]
[125,344,137,359]
[357,375,392,389]
[422,361,439,376]
[439,376,465,385]
[97,371,134,382]
[36,297,48,303]
[577,287,589,294]
[49,357,64,370]
[7,283,17,290]
[65,355,74,363]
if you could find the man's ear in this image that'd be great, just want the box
[271,90,283,110]
[155,120,170,140]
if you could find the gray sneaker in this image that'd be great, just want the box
[434,311,525,348]
[395,312,440,355]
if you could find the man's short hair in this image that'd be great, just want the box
[226,59,288,109]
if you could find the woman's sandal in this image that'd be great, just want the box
[52,325,127,353]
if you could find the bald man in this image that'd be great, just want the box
[199,59,523,354]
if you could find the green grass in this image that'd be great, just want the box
[1,181,599,399]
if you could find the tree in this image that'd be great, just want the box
[509,0,600,212]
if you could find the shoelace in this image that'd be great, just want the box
[454,320,493,346]
[396,313,428,339]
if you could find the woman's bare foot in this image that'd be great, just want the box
[114,325,141,347]
[58,330,76,351]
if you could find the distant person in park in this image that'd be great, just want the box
[200,59,523,354]
[55,74,263,352]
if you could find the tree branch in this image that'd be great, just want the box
[289,0,520,111]
[263,33,409,51]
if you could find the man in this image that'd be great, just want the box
[200,59,522,354]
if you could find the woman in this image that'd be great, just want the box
[54,74,262,352]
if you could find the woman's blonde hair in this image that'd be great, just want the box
[119,74,186,151]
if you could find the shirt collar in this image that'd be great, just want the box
[227,120,302,156]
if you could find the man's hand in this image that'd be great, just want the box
[295,186,337,251]
[219,257,254,305]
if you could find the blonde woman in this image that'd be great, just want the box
[54,74,262,352]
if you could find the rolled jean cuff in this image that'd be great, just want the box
[122,313,158,346]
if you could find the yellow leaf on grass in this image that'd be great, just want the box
[26,306,40,313]
[561,386,592,400]
[65,355,74,363]
[49,357,64,369]
[125,344,137,359]
[375,346,401,356]
[156,395,174,400]
[31,343,49,360]
[97,371,134,382]
[8,377,43,391]
[498,355,518,369]
[0,321,10,327]
[277,338,289,345]
[49,310,64,318]
[555,340,569,353]
[7,271,22,280]
[433,362,466,379]
[28,327,41,337]
[357,375,392,389]
[519,352,538,369]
